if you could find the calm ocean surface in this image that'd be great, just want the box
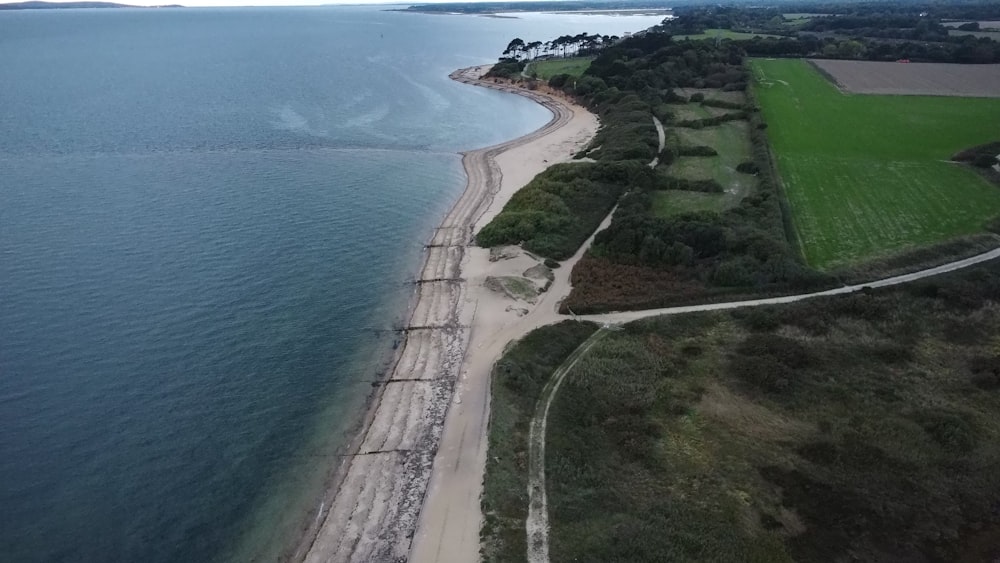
[0,7,661,562]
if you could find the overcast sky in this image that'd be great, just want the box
[30,0,536,7]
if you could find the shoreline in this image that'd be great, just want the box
[289,65,600,562]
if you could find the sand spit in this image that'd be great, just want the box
[292,66,599,563]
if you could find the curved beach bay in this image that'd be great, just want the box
[0,7,661,563]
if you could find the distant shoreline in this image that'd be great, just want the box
[0,1,182,10]
[390,7,672,17]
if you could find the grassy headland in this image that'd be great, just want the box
[528,57,594,80]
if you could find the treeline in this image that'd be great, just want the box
[403,0,673,14]
[664,5,793,36]
[500,34,619,61]
[740,33,1000,64]
[659,4,1000,64]
[776,0,1000,23]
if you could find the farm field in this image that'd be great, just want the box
[943,19,1000,29]
[752,58,1000,268]
[811,59,1000,97]
[673,28,780,41]
[948,28,1000,40]
[528,56,593,79]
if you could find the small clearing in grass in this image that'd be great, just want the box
[674,88,747,105]
[652,190,732,216]
[669,102,730,122]
[662,121,755,211]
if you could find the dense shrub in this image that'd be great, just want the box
[486,58,525,79]
[548,73,572,89]
[911,409,978,452]
[476,163,627,259]
[676,145,718,157]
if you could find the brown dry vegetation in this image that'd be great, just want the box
[810,59,1000,97]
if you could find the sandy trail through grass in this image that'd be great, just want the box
[525,328,610,563]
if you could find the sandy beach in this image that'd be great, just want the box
[291,66,599,562]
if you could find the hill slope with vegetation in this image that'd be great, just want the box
[479,33,832,313]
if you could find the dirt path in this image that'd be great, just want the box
[414,66,1000,563]
[526,328,610,563]
[648,115,665,168]
[579,246,1000,324]
[523,246,1000,562]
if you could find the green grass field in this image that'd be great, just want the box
[674,28,780,41]
[654,121,755,217]
[528,57,593,80]
[751,58,1000,268]
[652,190,731,216]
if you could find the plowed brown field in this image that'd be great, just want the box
[811,59,1000,97]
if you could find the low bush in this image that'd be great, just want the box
[676,145,718,157]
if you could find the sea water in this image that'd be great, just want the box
[0,7,663,562]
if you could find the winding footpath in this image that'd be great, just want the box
[525,245,1000,563]
[648,115,665,168]
[295,63,1000,563]
[414,69,1000,563]
[525,328,611,563]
